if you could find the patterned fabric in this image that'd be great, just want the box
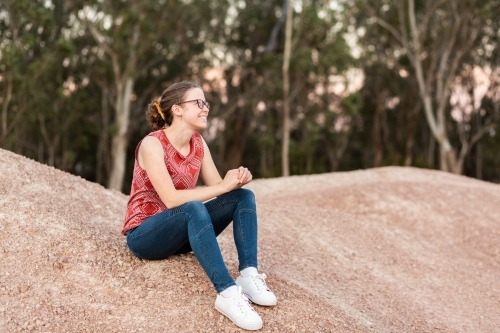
[122,130,204,235]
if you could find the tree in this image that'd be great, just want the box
[0,0,84,169]
[357,0,499,173]
[203,0,356,177]
[282,0,293,176]
[78,0,219,191]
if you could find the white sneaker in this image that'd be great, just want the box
[215,286,263,330]
[236,273,277,306]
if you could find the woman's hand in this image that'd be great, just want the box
[221,169,242,192]
[220,167,252,193]
[237,166,252,185]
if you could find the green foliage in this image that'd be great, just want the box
[0,0,499,188]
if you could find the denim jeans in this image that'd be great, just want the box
[126,188,258,293]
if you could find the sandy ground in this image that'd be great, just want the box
[0,148,499,333]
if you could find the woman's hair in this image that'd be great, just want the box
[146,80,201,130]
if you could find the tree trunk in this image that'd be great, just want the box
[439,139,461,173]
[406,0,461,173]
[1,73,12,140]
[260,146,269,178]
[305,144,313,174]
[268,148,275,177]
[404,100,421,166]
[281,0,293,177]
[85,17,140,191]
[37,112,60,167]
[222,109,249,172]
[108,76,134,191]
[373,90,384,167]
[476,142,483,179]
[96,85,111,184]
[404,136,415,167]
[106,22,140,192]
[427,130,435,167]
[324,133,349,172]
[475,110,483,179]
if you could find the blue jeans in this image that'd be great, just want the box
[126,188,258,293]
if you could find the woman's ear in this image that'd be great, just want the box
[172,104,182,116]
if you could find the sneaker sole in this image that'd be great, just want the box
[215,303,263,330]
[241,290,277,306]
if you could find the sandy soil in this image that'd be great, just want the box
[0,148,499,333]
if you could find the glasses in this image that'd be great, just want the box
[178,99,210,110]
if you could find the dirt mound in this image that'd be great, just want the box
[1,148,499,333]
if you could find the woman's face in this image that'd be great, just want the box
[178,88,210,129]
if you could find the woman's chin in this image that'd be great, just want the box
[196,122,208,130]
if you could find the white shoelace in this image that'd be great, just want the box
[252,273,270,292]
[236,286,256,313]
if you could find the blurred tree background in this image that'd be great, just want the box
[1,0,499,193]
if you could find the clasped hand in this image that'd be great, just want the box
[221,166,252,191]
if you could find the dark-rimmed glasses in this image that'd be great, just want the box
[178,99,210,110]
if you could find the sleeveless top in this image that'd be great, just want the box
[122,130,204,235]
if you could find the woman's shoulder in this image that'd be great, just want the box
[135,133,165,163]
[140,134,164,151]
[144,129,170,146]
[148,129,166,139]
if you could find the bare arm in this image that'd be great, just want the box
[200,137,223,186]
[200,137,253,187]
[138,136,241,208]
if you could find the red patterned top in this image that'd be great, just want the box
[122,130,204,235]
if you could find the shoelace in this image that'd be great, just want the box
[236,286,256,313]
[252,273,270,292]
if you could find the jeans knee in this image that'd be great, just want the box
[235,188,255,206]
[184,201,210,221]
[184,200,206,211]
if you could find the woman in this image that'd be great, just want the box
[122,81,277,330]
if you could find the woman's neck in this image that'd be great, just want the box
[163,125,194,153]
